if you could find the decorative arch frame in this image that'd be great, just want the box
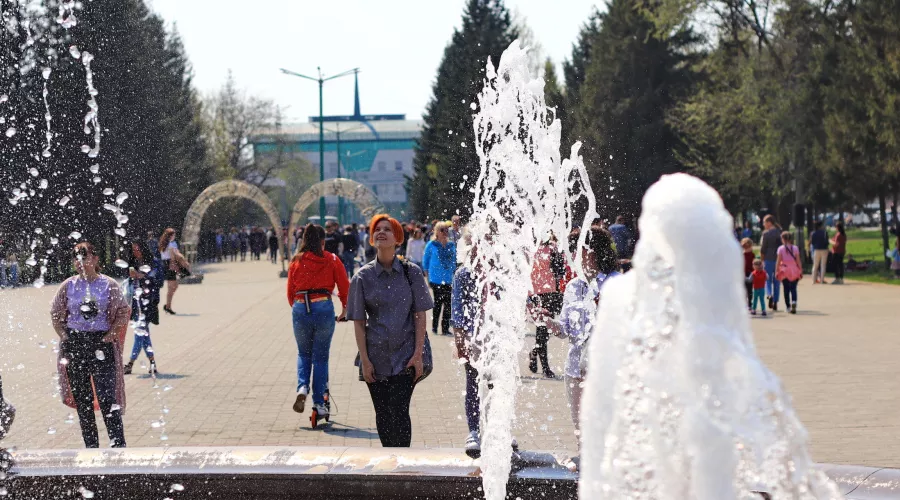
[288,178,386,238]
[181,180,284,262]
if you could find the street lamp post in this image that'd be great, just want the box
[280,66,359,223]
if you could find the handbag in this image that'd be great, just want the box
[355,258,433,383]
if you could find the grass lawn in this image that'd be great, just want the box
[840,229,898,285]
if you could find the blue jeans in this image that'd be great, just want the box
[464,364,480,434]
[292,300,336,405]
[130,327,153,362]
[341,251,356,277]
[764,260,780,303]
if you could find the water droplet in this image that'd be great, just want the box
[42,67,51,79]
[0,94,7,103]
[163,384,173,392]
[69,231,82,239]
[47,427,57,435]
[116,214,129,224]
[89,163,99,174]
[115,192,129,204]
[94,350,105,361]
[69,45,81,59]
[58,196,70,206]
[92,176,101,184]
[25,256,36,266]
[114,228,126,237]
[29,168,39,177]
[102,188,114,196]
[460,141,466,148]
[59,358,69,366]
[159,433,169,441]
[170,484,185,492]
[5,127,15,137]
[114,259,128,269]
[138,265,151,273]
[79,486,94,499]
[50,237,59,245]
[39,179,49,189]
[15,364,23,370]
[65,413,75,424]
[80,145,90,153]
[470,102,477,110]
[110,404,121,412]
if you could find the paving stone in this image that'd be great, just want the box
[0,260,897,467]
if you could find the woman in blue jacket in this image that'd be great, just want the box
[422,221,457,336]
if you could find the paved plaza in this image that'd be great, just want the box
[1,260,899,467]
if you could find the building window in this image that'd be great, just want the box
[378,161,386,171]
[395,161,403,171]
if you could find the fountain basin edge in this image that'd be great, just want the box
[0,447,896,499]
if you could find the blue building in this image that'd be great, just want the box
[252,116,422,223]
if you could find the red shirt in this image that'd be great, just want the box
[751,269,768,289]
[743,251,755,276]
[286,251,350,307]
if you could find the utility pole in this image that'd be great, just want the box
[280,67,359,223]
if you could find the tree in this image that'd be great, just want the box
[0,0,211,281]
[574,0,701,219]
[408,0,518,220]
[204,72,279,185]
[544,58,566,149]
[562,8,601,154]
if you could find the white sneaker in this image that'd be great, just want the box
[293,386,309,413]
[465,431,481,458]
[312,402,329,417]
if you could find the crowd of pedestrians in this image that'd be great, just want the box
[2,208,864,460]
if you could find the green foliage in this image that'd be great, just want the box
[408,0,518,221]
[0,0,211,258]
[574,0,702,219]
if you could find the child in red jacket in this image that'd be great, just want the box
[750,259,768,317]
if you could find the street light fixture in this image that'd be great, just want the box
[312,122,368,223]
[280,66,359,223]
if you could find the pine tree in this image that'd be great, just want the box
[543,59,567,154]
[561,8,600,154]
[575,0,700,219]
[409,0,517,221]
[1,0,210,280]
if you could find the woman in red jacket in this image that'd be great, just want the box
[287,224,350,419]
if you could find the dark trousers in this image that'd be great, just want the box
[430,283,452,335]
[744,279,753,308]
[270,246,278,263]
[782,279,799,308]
[62,332,126,448]
[532,292,563,371]
[366,370,416,447]
[464,364,481,434]
[833,252,845,279]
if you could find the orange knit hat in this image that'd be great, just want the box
[369,214,405,246]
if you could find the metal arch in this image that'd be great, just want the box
[288,178,386,242]
[181,180,284,261]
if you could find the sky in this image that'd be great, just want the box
[147,0,601,124]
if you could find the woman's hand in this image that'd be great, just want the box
[361,358,376,384]
[101,331,116,344]
[407,352,424,381]
[337,307,347,322]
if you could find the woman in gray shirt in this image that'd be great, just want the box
[347,215,434,447]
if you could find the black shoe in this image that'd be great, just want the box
[163,305,176,315]
[123,361,134,375]
[790,304,797,314]
[528,350,538,374]
[543,369,556,379]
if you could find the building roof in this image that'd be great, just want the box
[252,119,423,144]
